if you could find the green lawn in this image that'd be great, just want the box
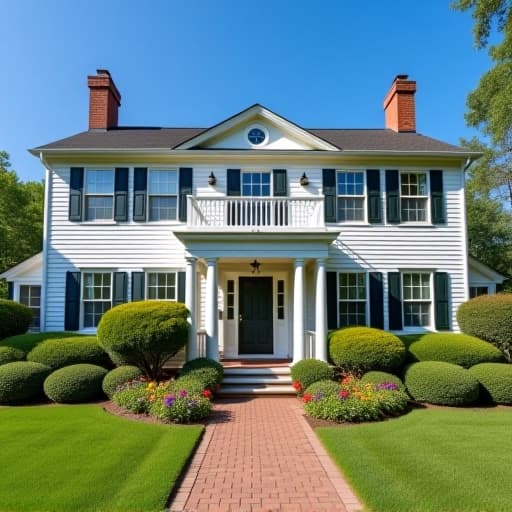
[318,408,512,512]
[0,405,203,511]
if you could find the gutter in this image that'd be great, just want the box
[39,152,52,332]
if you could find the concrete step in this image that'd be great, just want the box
[217,384,296,396]
[222,375,292,385]
[223,367,291,376]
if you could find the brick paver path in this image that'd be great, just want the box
[169,397,362,512]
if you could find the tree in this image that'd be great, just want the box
[0,152,44,298]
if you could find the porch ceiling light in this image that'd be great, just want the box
[300,172,309,186]
[250,259,261,274]
[208,172,216,186]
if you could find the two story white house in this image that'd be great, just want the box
[3,70,505,363]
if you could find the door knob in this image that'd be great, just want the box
[239,314,243,322]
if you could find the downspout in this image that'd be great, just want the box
[39,152,52,332]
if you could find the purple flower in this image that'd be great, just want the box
[164,394,175,407]
[375,382,399,391]
[178,389,188,398]
[313,392,324,402]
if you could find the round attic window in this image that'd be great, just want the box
[247,127,267,146]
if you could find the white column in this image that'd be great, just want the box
[315,258,328,361]
[205,258,219,361]
[292,258,305,363]
[185,256,197,361]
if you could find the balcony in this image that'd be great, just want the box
[187,196,325,229]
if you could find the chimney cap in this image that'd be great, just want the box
[395,74,409,81]
[96,69,112,77]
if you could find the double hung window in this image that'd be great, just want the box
[19,285,41,331]
[148,170,178,221]
[82,272,112,328]
[402,272,431,327]
[338,272,367,327]
[146,272,177,300]
[400,173,428,222]
[337,171,365,221]
[85,170,114,220]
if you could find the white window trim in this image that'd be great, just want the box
[401,271,433,330]
[83,168,115,222]
[240,169,273,197]
[399,171,430,224]
[145,270,178,301]
[337,271,369,327]
[147,168,180,223]
[245,124,269,148]
[80,271,113,329]
[336,170,367,224]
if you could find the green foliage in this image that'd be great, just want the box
[0,331,89,354]
[404,332,504,368]
[27,336,110,370]
[97,301,189,379]
[329,327,406,374]
[290,358,334,391]
[44,364,107,403]
[102,366,143,399]
[361,371,405,390]
[469,363,512,404]
[180,357,224,382]
[150,393,212,423]
[171,374,210,394]
[113,379,150,414]
[404,361,480,406]
[0,152,44,299]
[457,294,512,360]
[178,367,220,389]
[0,300,32,340]
[0,346,25,365]
[0,361,51,403]
[304,379,341,396]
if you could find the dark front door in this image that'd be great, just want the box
[239,277,273,354]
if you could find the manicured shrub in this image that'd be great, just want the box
[304,379,340,396]
[290,359,334,392]
[150,392,212,423]
[404,361,479,406]
[27,337,110,370]
[329,327,406,374]
[44,364,107,403]
[171,374,210,394]
[361,371,405,390]
[0,346,25,365]
[0,361,51,403]
[179,367,220,389]
[113,379,151,414]
[404,333,504,368]
[0,331,88,355]
[457,294,512,361]
[97,301,189,379]
[0,300,32,340]
[181,358,224,383]
[102,366,143,399]
[468,363,512,404]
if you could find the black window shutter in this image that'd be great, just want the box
[131,272,145,301]
[388,272,403,330]
[177,271,186,303]
[323,169,336,223]
[113,272,128,307]
[69,167,84,221]
[65,271,81,330]
[434,272,450,330]
[367,169,381,224]
[179,168,193,222]
[114,168,129,222]
[385,170,400,224]
[326,271,338,330]
[273,169,287,196]
[227,169,241,196]
[430,170,445,224]
[369,272,384,328]
[133,168,147,222]
[7,282,13,300]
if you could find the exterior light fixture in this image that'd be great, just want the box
[208,172,216,186]
[250,259,261,274]
[300,172,309,186]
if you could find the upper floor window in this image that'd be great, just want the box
[146,272,177,300]
[242,172,271,197]
[148,170,178,221]
[85,170,114,220]
[400,172,428,222]
[402,272,431,327]
[82,272,112,328]
[338,272,367,327]
[337,171,365,222]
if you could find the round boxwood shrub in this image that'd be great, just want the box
[97,301,188,379]
[290,359,334,392]
[0,300,32,340]
[180,367,220,389]
[27,337,110,370]
[181,358,224,383]
[404,361,479,406]
[0,361,51,403]
[102,366,143,399]
[44,364,108,403]
[304,379,340,396]
[468,363,512,404]
[361,371,405,390]
[329,327,406,374]
[0,331,86,354]
[0,346,25,365]
[457,294,512,361]
[170,374,209,394]
[407,333,504,368]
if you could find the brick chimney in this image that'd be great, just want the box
[383,74,416,132]
[87,69,121,130]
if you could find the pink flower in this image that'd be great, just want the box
[178,389,188,398]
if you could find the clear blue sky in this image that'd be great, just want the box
[1,0,491,182]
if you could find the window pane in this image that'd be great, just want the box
[19,285,30,302]
[86,170,114,194]
[339,302,366,327]
[337,198,364,221]
[83,301,111,328]
[337,171,364,196]
[85,196,113,221]
[241,173,271,196]
[401,198,427,222]
[148,170,178,195]
[149,197,177,221]
[146,272,177,301]
[404,303,430,327]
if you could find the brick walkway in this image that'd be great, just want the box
[169,397,362,512]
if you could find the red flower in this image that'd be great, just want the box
[339,390,350,399]
[293,380,302,391]
[302,393,312,403]
[341,376,353,385]
[202,389,213,399]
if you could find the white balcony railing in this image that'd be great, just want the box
[188,196,325,228]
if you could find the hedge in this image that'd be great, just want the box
[329,327,406,374]
[457,294,512,361]
[0,300,32,340]
[0,332,88,355]
[290,359,334,391]
[468,363,512,404]
[0,346,25,365]
[180,358,224,383]
[404,361,479,406]
[0,361,51,403]
[44,364,108,403]
[102,366,143,399]
[27,337,110,370]
[405,333,504,368]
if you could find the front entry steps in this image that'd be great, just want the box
[219,366,295,396]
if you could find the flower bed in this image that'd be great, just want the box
[303,375,409,423]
